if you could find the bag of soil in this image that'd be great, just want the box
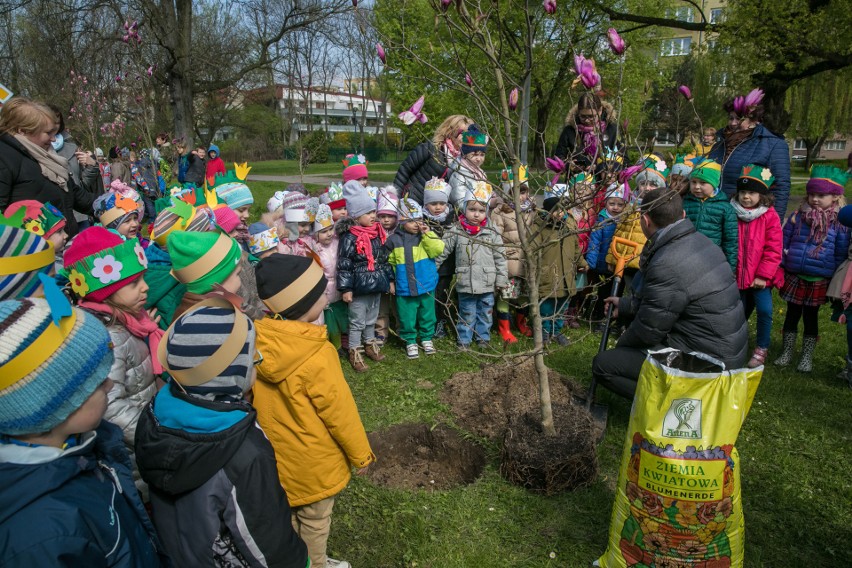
[595,348,761,568]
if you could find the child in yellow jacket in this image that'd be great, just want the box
[253,253,375,568]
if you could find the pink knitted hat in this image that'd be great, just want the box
[213,206,241,234]
[63,227,145,302]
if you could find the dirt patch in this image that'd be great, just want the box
[366,423,486,490]
[500,404,599,494]
[439,357,581,441]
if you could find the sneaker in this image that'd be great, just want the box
[434,320,447,339]
[476,340,490,349]
[421,340,437,355]
[406,344,419,359]
[327,559,351,568]
[553,334,570,347]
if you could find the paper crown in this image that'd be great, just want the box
[313,203,334,232]
[94,191,143,226]
[150,198,213,246]
[424,177,450,193]
[320,182,346,210]
[605,182,632,202]
[175,181,223,210]
[500,165,529,184]
[63,238,148,298]
[464,181,493,204]
[366,185,379,202]
[398,198,423,221]
[342,154,368,169]
[544,183,568,200]
[597,148,625,167]
[3,200,66,238]
[568,172,594,187]
[738,164,775,193]
[248,225,279,255]
[806,165,848,196]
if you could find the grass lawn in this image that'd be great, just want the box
[243,172,851,567]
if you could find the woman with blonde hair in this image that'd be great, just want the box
[0,97,97,236]
[393,114,473,204]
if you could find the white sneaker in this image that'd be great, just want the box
[406,344,419,359]
[421,340,436,355]
[327,559,351,568]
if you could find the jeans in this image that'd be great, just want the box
[740,288,773,349]
[457,292,494,345]
[539,296,570,336]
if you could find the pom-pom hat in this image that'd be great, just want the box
[737,164,775,195]
[342,154,369,183]
[255,254,327,320]
[461,124,488,155]
[806,165,848,196]
[62,227,148,302]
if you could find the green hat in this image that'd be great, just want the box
[168,231,242,294]
[806,165,848,196]
[737,164,775,195]
[635,154,670,187]
[568,172,594,187]
[689,159,722,189]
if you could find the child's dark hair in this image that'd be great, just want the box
[737,188,775,208]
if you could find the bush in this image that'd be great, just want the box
[297,129,330,165]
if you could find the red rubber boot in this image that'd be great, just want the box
[497,313,518,343]
[515,312,533,337]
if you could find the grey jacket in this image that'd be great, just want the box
[447,159,484,209]
[618,218,749,369]
[57,135,103,222]
[436,223,508,295]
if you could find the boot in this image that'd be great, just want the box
[796,335,818,373]
[348,347,368,372]
[497,313,518,343]
[747,347,768,368]
[774,332,797,366]
[364,340,386,362]
[515,313,533,337]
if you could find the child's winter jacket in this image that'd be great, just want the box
[314,235,341,303]
[386,230,444,296]
[586,210,618,273]
[0,421,168,567]
[532,214,588,298]
[425,211,455,277]
[253,318,375,506]
[447,158,486,208]
[606,203,647,270]
[683,191,739,271]
[782,210,850,278]
[204,144,225,184]
[735,206,784,290]
[491,203,534,278]
[135,383,308,568]
[435,221,508,294]
[336,218,393,295]
[144,243,186,329]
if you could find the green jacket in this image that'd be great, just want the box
[143,243,186,330]
[683,191,738,272]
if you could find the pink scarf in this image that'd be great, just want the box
[799,202,839,257]
[443,139,460,159]
[577,121,606,158]
[459,157,487,181]
[350,222,387,271]
[79,300,164,374]
[459,215,487,236]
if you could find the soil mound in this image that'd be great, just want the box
[366,423,486,490]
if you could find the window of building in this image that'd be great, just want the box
[660,37,692,57]
[710,8,724,24]
[653,130,678,146]
[666,7,694,22]
[315,102,325,110]
[824,140,847,151]
[794,139,806,150]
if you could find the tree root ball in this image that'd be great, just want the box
[499,404,599,495]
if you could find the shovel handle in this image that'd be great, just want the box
[610,237,640,279]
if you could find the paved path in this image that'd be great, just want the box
[248,169,399,186]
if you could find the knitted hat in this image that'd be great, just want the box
[267,190,288,213]
[320,182,346,210]
[168,231,242,294]
[62,227,148,302]
[838,205,852,228]
[463,181,493,207]
[343,180,377,219]
[423,178,450,205]
[398,198,423,221]
[283,193,312,223]
[376,187,400,217]
[151,200,215,247]
[213,207,241,234]
[461,124,488,155]
[0,224,54,301]
[342,154,369,183]
[287,183,308,196]
[605,182,632,202]
[690,159,723,189]
[248,223,279,255]
[806,165,848,196]
[93,191,142,229]
[3,200,66,239]
[635,155,670,187]
[0,298,114,435]
[671,154,695,177]
[312,204,334,233]
[212,163,254,209]
[256,254,326,320]
[159,298,256,399]
[737,164,775,195]
[544,183,568,200]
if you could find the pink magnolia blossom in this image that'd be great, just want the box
[619,164,644,184]
[465,72,472,87]
[543,0,557,15]
[146,66,154,77]
[545,156,566,173]
[606,28,626,55]
[678,85,693,101]
[441,0,452,10]
[574,55,600,89]
[508,88,519,111]
[398,95,428,126]
[376,43,386,64]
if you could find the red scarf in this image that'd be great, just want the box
[350,222,387,271]
[459,215,487,236]
[79,300,165,375]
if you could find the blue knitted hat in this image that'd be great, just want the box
[0,298,114,435]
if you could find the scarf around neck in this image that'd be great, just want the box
[350,222,386,271]
[459,157,487,181]
[13,134,70,192]
[577,121,606,158]
[424,208,450,224]
[78,299,165,375]
[459,215,487,235]
[443,138,460,160]
[730,199,768,222]
[723,126,754,162]
[798,201,840,256]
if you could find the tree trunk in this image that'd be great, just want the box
[804,136,826,171]
[758,76,792,136]
[164,0,195,148]
[525,250,555,436]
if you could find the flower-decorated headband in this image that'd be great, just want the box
[63,238,148,298]
[2,201,66,238]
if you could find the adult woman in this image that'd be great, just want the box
[394,114,473,204]
[709,93,790,219]
[554,92,619,170]
[0,98,96,236]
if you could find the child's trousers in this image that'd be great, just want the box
[291,496,335,568]
[540,296,570,336]
[348,293,381,348]
[741,288,773,349]
[396,294,437,345]
[457,292,494,345]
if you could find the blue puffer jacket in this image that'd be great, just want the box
[586,211,618,273]
[708,124,791,219]
[782,211,850,278]
[0,421,168,567]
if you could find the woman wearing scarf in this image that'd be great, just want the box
[393,114,473,205]
[0,97,97,236]
[708,88,791,219]
[554,92,620,175]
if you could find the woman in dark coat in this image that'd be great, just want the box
[393,114,472,204]
[554,92,620,171]
[0,97,96,236]
[708,92,791,219]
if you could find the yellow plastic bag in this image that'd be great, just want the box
[596,349,762,568]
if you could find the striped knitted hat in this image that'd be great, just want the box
[151,200,215,247]
[0,298,114,435]
[256,254,326,320]
[690,159,723,190]
[214,181,254,210]
[0,224,55,301]
[159,299,256,400]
